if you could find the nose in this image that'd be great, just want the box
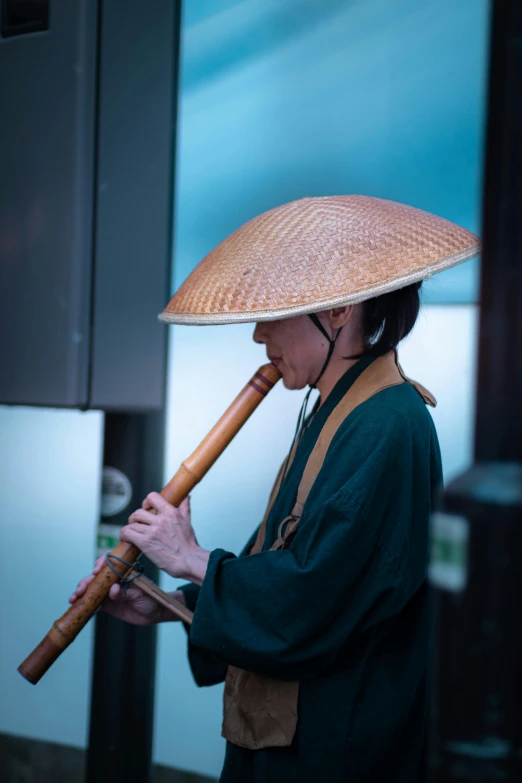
[253,322,267,344]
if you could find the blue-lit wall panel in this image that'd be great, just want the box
[174,0,488,304]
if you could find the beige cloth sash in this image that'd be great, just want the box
[222,352,436,750]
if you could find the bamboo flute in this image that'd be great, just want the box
[18,363,282,684]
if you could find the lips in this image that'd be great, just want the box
[268,356,281,367]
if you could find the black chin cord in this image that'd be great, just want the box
[308,313,343,388]
[278,385,313,488]
[277,314,344,492]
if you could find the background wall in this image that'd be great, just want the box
[153,0,488,778]
[174,0,488,303]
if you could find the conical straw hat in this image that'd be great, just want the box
[160,196,479,325]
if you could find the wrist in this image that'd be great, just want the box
[183,547,211,586]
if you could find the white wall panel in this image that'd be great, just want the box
[0,406,103,747]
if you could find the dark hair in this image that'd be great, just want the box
[347,281,422,359]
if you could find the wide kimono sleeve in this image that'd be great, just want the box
[187,403,430,683]
[178,530,260,686]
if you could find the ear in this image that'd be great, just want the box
[327,306,355,329]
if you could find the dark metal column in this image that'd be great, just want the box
[429,0,522,780]
[86,413,166,783]
[85,1,181,781]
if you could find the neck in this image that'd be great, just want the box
[315,353,362,405]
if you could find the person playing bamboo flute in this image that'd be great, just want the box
[72,196,479,783]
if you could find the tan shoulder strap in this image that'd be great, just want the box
[396,358,437,407]
[248,463,286,554]
[291,349,431,519]
[250,352,436,554]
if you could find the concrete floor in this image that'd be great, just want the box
[0,733,217,783]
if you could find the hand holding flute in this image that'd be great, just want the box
[119,494,210,586]
[70,553,188,627]
[70,493,204,625]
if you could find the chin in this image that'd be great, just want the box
[281,373,306,391]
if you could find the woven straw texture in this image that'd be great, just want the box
[160,196,480,325]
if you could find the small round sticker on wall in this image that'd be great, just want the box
[101,466,133,518]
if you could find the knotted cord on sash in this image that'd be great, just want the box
[105,552,144,593]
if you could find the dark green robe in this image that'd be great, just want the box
[180,355,443,782]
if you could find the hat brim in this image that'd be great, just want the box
[159,243,478,326]
[160,196,480,326]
